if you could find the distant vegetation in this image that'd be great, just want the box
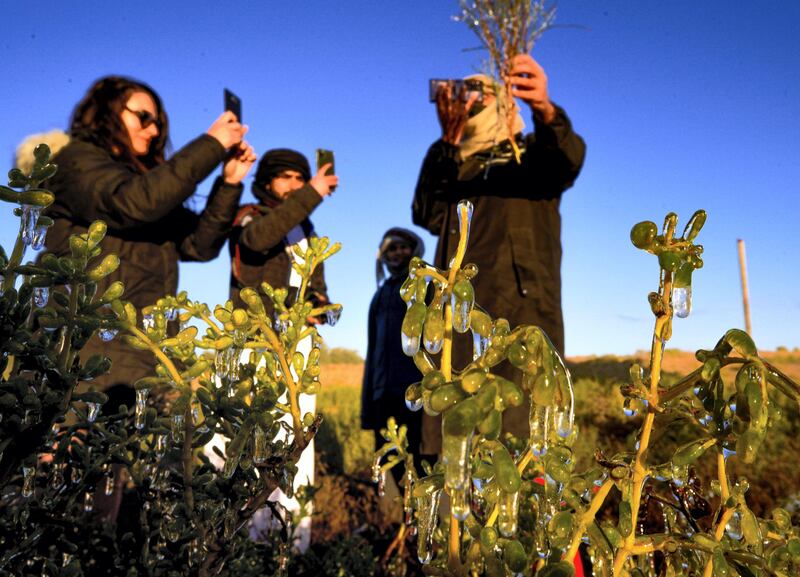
[319,344,364,364]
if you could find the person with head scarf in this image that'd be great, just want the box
[228,147,336,552]
[229,148,337,315]
[412,53,586,455]
[361,227,436,484]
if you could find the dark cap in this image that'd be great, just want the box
[254,148,311,188]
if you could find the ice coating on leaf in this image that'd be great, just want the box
[86,402,101,423]
[98,327,118,342]
[529,404,551,456]
[104,469,115,496]
[457,199,474,241]
[472,330,489,360]
[32,286,49,308]
[443,432,472,491]
[371,454,382,483]
[20,205,41,246]
[498,490,520,537]
[416,488,442,564]
[401,332,421,357]
[83,491,94,513]
[171,413,184,443]
[142,313,155,331]
[253,426,268,465]
[22,465,35,498]
[451,293,473,333]
[135,388,148,430]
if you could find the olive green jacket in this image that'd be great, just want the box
[44,135,242,393]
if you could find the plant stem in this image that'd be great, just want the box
[613,272,673,576]
[564,479,615,561]
[259,319,304,446]
[702,507,735,577]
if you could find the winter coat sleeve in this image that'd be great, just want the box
[237,185,323,253]
[175,177,243,262]
[50,135,227,230]
[412,140,460,235]
[360,290,380,430]
[523,104,586,192]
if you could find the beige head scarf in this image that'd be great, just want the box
[458,74,525,161]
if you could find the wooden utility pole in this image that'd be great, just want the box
[737,239,753,336]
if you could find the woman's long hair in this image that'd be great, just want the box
[70,76,170,173]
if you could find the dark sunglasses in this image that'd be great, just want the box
[125,106,160,130]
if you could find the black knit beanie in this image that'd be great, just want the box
[253,148,311,189]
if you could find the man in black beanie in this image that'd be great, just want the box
[228,148,337,551]
[229,148,337,316]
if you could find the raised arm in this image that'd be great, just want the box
[50,135,227,230]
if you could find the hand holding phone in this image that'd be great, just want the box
[312,148,337,195]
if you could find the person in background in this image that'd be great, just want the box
[412,53,586,455]
[361,227,437,487]
[41,75,255,519]
[229,148,337,552]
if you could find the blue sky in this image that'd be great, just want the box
[2,1,798,358]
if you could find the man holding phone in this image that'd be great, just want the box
[228,148,336,551]
[412,53,586,455]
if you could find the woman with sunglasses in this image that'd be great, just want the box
[43,75,256,406]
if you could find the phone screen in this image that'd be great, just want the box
[224,89,241,122]
[316,149,335,176]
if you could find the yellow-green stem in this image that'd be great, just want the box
[564,479,615,561]
[127,325,185,388]
[614,272,673,576]
[259,319,304,446]
[702,507,735,577]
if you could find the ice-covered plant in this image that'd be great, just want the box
[0,144,343,577]
[375,203,800,576]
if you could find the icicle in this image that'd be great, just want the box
[672,286,692,319]
[253,426,267,465]
[142,313,155,331]
[554,406,574,439]
[87,402,101,423]
[30,223,48,251]
[50,463,65,490]
[371,454,382,483]
[165,307,178,322]
[32,286,49,308]
[472,330,489,360]
[377,469,386,497]
[416,488,443,564]
[83,491,94,512]
[20,205,41,246]
[456,200,474,243]
[155,434,168,458]
[325,304,342,326]
[104,467,115,496]
[529,404,551,456]
[498,490,520,537]
[172,413,185,444]
[22,465,35,497]
[98,327,118,342]
[135,388,148,430]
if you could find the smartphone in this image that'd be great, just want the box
[224,88,242,122]
[428,78,484,103]
[316,149,335,176]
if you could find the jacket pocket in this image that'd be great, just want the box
[507,227,556,311]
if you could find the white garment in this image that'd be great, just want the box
[250,229,316,552]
